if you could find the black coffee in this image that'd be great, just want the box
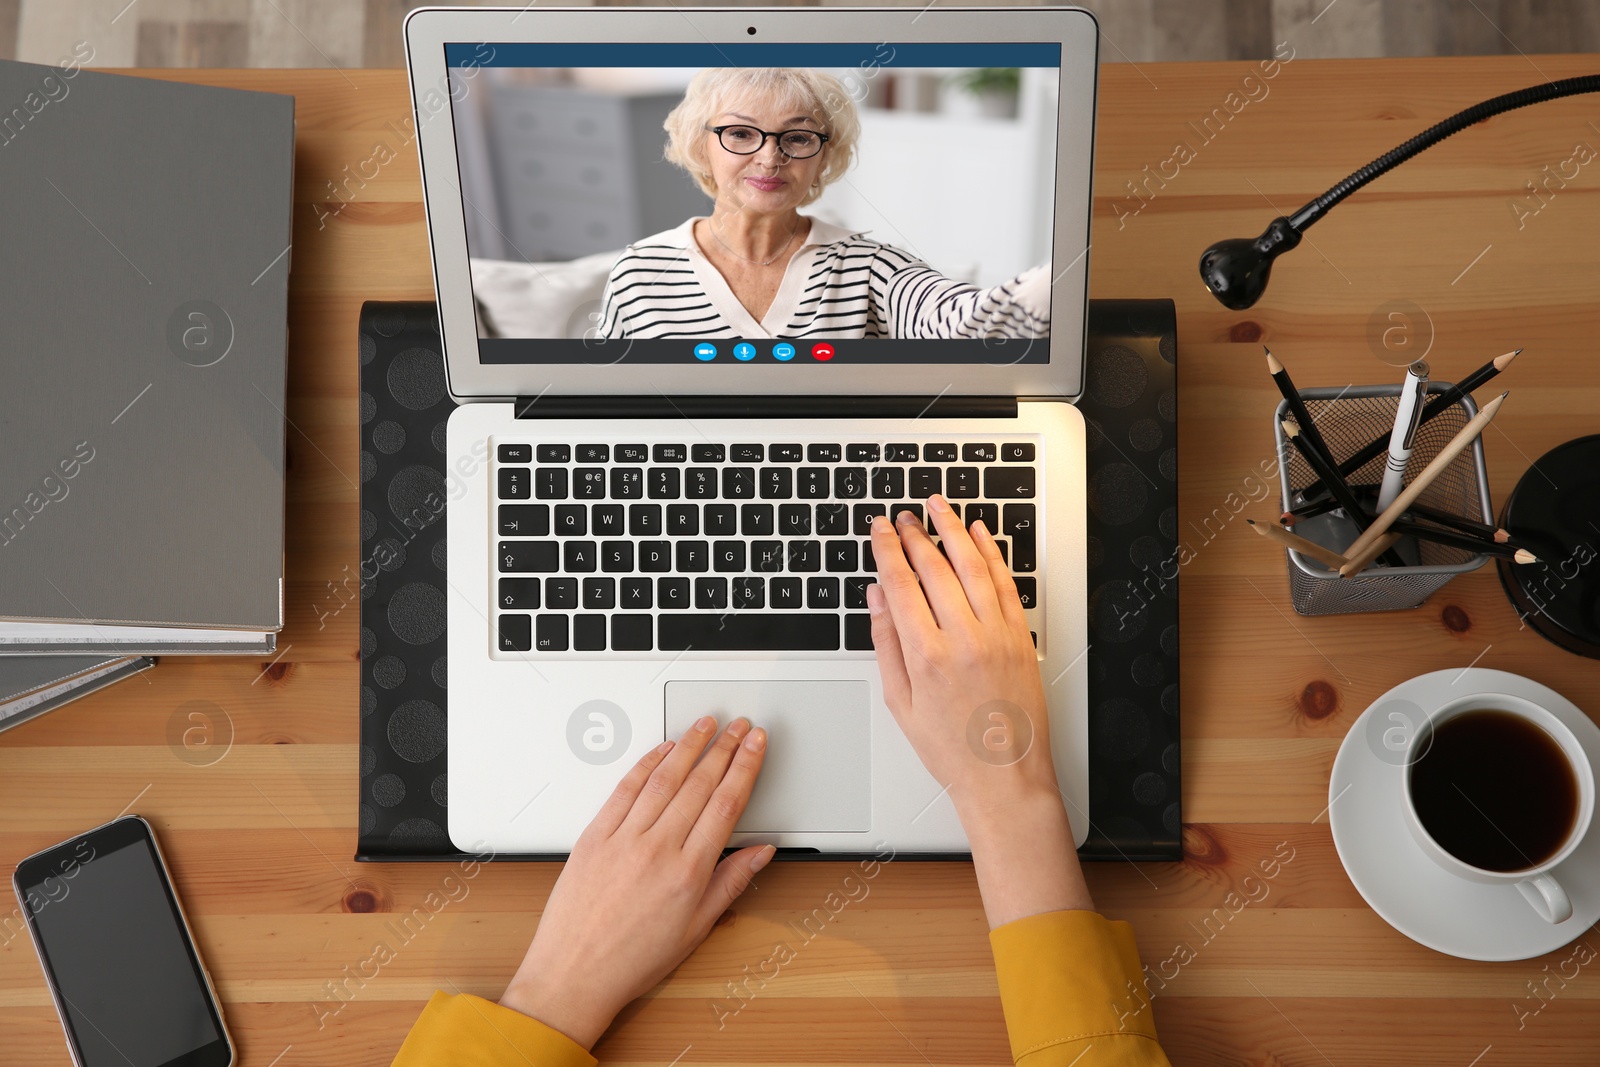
[1409,710,1579,872]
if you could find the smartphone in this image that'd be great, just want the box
[12,815,234,1067]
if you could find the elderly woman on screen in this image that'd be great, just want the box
[597,67,1051,341]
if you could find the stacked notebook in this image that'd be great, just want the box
[0,59,293,725]
[0,657,155,730]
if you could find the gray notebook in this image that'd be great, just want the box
[0,59,293,654]
[0,656,155,732]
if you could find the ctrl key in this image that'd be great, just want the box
[496,613,532,651]
[534,614,568,651]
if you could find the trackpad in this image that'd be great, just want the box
[664,680,871,833]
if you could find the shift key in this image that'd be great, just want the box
[1002,504,1036,573]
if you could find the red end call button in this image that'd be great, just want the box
[811,343,835,361]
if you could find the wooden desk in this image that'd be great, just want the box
[4,55,1599,1066]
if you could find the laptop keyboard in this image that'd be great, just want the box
[491,438,1040,653]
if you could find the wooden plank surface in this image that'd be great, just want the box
[4,56,1600,1065]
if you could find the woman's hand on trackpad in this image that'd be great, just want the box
[498,717,773,1048]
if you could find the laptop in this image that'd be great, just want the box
[404,5,1098,856]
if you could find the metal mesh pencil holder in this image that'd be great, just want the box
[1274,384,1493,616]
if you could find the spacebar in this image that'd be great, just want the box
[658,614,840,651]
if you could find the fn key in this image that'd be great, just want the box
[497,614,532,651]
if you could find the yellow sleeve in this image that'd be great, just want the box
[988,910,1172,1066]
[391,991,601,1067]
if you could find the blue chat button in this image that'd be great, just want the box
[772,342,796,361]
[693,343,717,361]
[733,342,757,361]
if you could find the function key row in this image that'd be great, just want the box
[497,442,1037,465]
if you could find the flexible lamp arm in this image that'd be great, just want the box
[1200,74,1600,310]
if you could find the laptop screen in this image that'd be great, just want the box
[443,43,1060,368]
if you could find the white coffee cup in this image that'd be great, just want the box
[1401,693,1594,924]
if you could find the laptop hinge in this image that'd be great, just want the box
[513,395,1018,419]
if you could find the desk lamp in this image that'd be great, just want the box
[1198,74,1600,658]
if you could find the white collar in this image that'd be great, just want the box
[656,214,868,253]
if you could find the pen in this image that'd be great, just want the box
[1294,349,1519,506]
[1375,360,1430,512]
[1342,391,1508,564]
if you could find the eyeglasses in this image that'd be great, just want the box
[706,124,830,160]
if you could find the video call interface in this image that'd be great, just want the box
[445,43,1063,365]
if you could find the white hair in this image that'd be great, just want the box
[663,67,861,206]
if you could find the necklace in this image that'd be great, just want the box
[705,214,800,267]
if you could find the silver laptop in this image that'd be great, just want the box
[405,5,1098,855]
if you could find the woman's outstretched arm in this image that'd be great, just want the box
[882,261,1051,339]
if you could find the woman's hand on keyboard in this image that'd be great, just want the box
[869,494,1093,926]
[867,494,1056,813]
[498,716,774,1048]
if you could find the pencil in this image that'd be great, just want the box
[1341,391,1508,563]
[1417,348,1520,426]
[1295,349,1520,506]
[1283,420,1409,568]
[1339,532,1405,578]
[1401,505,1509,543]
[1389,518,1536,562]
[1266,348,1338,470]
[1281,420,1374,532]
[1280,482,1380,524]
[1249,518,1350,569]
[1283,496,1509,543]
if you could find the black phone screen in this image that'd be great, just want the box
[16,818,229,1067]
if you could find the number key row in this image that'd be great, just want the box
[501,464,1034,502]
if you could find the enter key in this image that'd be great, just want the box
[1002,503,1036,573]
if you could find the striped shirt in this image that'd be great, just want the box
[597,216,1050,340]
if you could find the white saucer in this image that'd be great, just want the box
[1329,668,1600,961]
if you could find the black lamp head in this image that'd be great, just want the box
[1199,215,1303,310]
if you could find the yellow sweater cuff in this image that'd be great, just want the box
[988,910,1165,1065]
[391,991,601,1067]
